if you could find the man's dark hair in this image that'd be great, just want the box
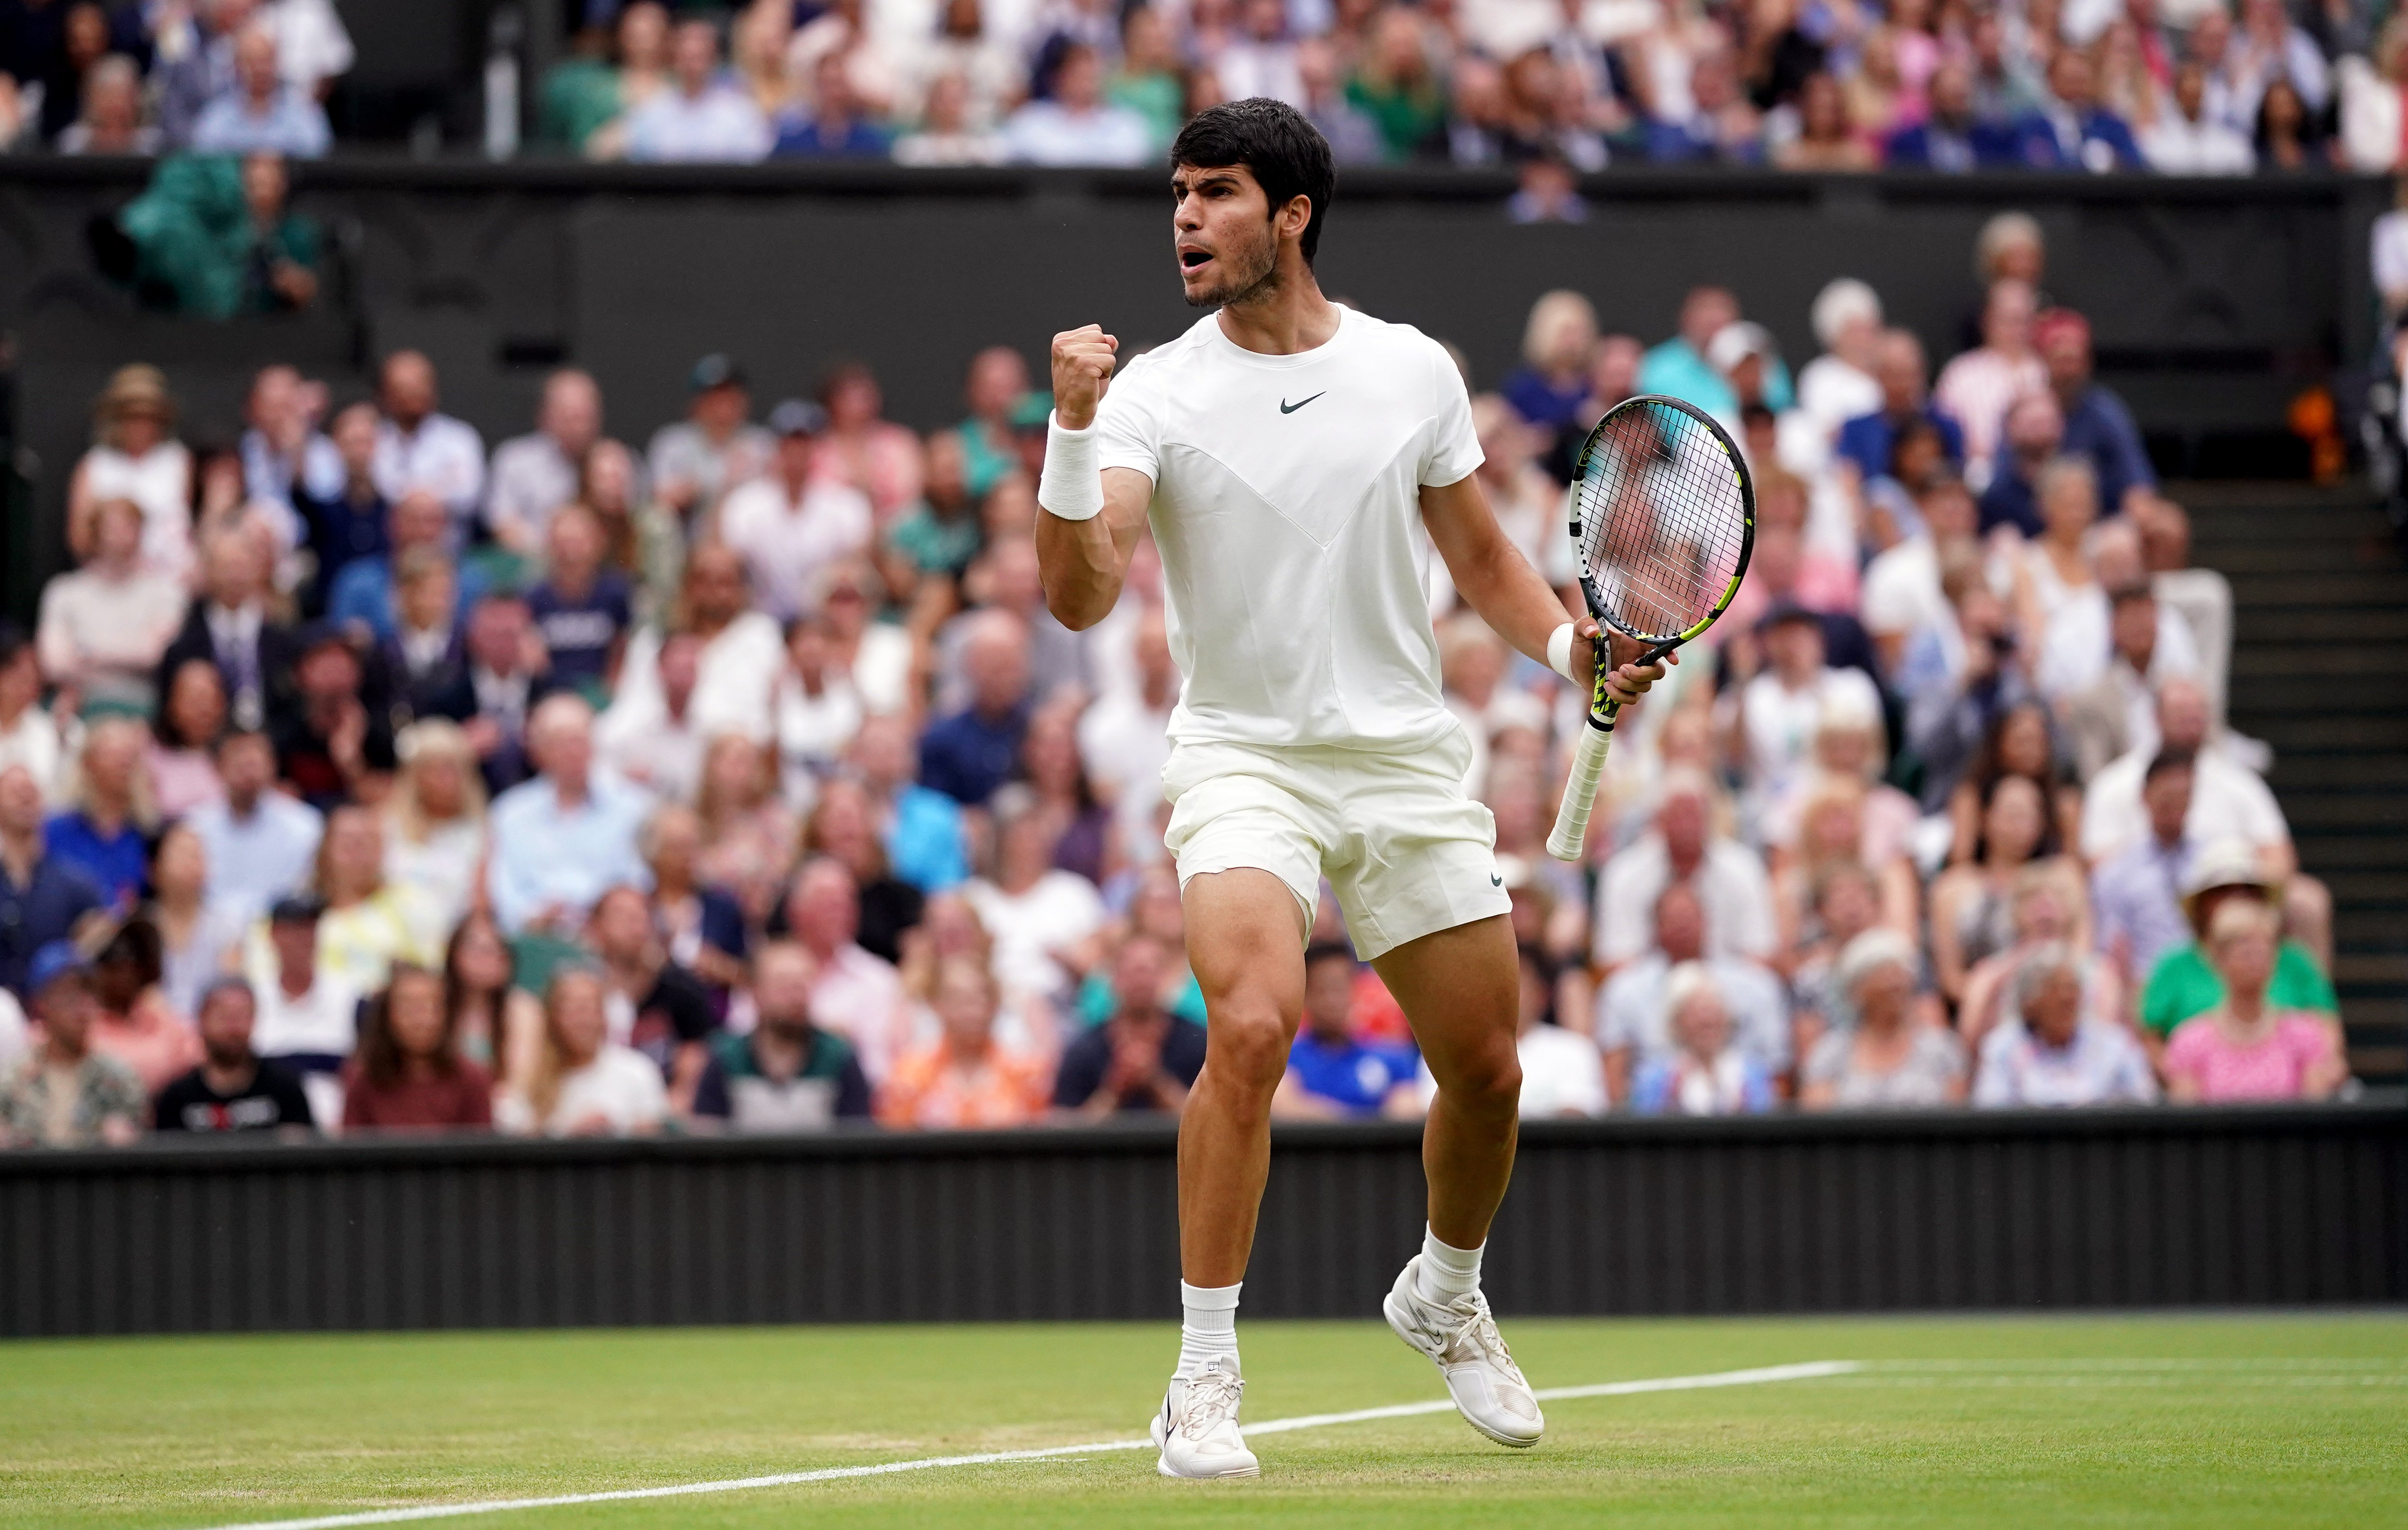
[1303,941,1357,971]
[1171,99,1336,265]
[2144,745,2197,784]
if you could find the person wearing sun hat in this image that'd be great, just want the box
[68,363,194,583]
[2136,839,2338,1044]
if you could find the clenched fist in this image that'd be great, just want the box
[1052,324,1119,431]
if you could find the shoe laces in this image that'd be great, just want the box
[1178,1363,1245,1440]
[1440,1291,1529,1387]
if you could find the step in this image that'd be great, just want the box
[2222,675,2408,713]
[2336,953,2408,986]
[2195,541,2404,573]
[2279,795,2408,831]
[2227,572,2407,606]
[2345,1044,2407,1082]
[2317,869,2408,903]
[2335,910,2408,948]
[2268,753,2408,789]
[2230,646,2408,677]
[2227,716,2408,751]
[2222,608,2408,644]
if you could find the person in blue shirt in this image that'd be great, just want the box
[328,490,484,644]
[771,53,894,159]
[525,504,631,698]
[0,764,104,997]
[1639,285,1793,419]
[2036,308,2157,516]
[1884,60,2022,171]
[918,611,1030,807]
[42,717,152,914]
[1497,290,1598,431]
[1272,944,1420,1120]
[1836,330,1965,484]
[2006,50,2143,172]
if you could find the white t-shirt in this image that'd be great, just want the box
[1096,307,1485,754]
[1738,666,1885,796]
[252,975,362,1062]
[1515,1022,1608,1119]
[2079,740,2289,863]
[963,871,1107,1001]
[716,478,875,623]
[500,1046,669,1136]
[1860,536,1943,644]
[1593,836,1778,966]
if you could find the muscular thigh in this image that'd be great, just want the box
[1370,912,1520,1085]
[1182,866,1309,1032]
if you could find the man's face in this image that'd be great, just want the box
[1655,886,1705,962]
[753,948,816,1032]
[34,976,94,1050]
[235,27,277,96]
[543,375,601,454]
[2042,330,2090,394]
[1673,990,1730,1058]
[966,627,1030,715]
[297,644,360,703]
[671,21,716,92]
[1659,792,1708,864]
[399,566,458,633]
[1302,956,1354,1038]
[198,990,257,1065]
[2110,592,2157,666]
[2157,684,2209,751]
[1681,289,1738,350]
[776,432,815,483]
[1766,616,1824,679]
[1113,939,1170,1017]
[1875,338,1923,412]
[2143,764,2192,842]
[1930,62,1972,123]
[207,536,264,608]
[382,355,436,425]
[692,383,748,434]
[2050,50,2094,110]
[684,549,748,624]
[787,869,856,951]
[535,710,594,784]
[269,917,316,977]
[1172,162,1287,310]
[0,649,35,717]
[589,888,652,961]
[1056,45,1103,110]
[219,735,272,802]
[2025,965,2082,1047]
[0,765,40,837]
[2005,395,2063,458]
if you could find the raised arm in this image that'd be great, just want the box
[1035,324,1154,632]
[1420,471,1667,705]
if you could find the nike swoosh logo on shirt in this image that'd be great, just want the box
[1279,392,1326,414]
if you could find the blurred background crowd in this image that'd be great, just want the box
[0,198,2355,1148]
[4,0,2408,188]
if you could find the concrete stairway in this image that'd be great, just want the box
[2181,483,2408,1084]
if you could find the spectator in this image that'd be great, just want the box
[638,805,750,990]
[1296,33,1387,165]
[246,893,359,1121]
[485,369,605,558]
[372,351,487,540]
[1644,44,1765,165]
[191,24,330,157]
[2163,899,2346,1103]
[239,364,339,551]
[817,364,925,522]
[381,549,470,729]
[690,940,873,1130]
[546,0,669,154]
[1886,58,2014,170]
[0,942,144,1148]
[341,963,494,1132]
[953,346,1030,500]
[1796,279,1885,441]
[2089,748,2204,993]
[440,910,539,1084]
[68,364,194,585]
[526,505,633,695]
[1977,392,2064,539]
[434,593,555,795]
[84,915,204,1094]
[1003,40,1151,164]
[299,402,392,603]
[2009,46,2143,171]
[920,610,1033,806]
[647,354,776,523]
[270,625,395,811]
[2035,308,2155,517]
[153,0,248,146]
[718,400,874,625]
[1954,864,2115,1048]
[771,621,863,810]
[877,955,1050,1129]
[36,499,186,711]
[1972,941,2157,1107]
[1933,279,2046,489]
[1594,881,1789,1102]
[1273,944,1419,1119]
[895,68,1007,166]
[800,781,923,963]
[1496,945,1606,1119]
[596,630,710,803]
[849,712,970,894]
[1641,286,1795,418]
[161,528,296,736]
[299,805,442,995]
[496,966,668,1137]
[1346,4,1448,161]
[1627,962,1777,1116]
[1593,770,1778,970]
[2080,677,2291,871]
[584,883,717,1094]
[487,695,651,936]
[186,729,322,927]
[1799,931,1967,1108]
[1836,330,1964,485]
[695,734,797,930]
[773,50,892,157]
[2143,57,2255,173]
[1930,773,2072,1007]
[1732,603,1885,815]
[964,785,1106,1003]
[154,975,317,1134]
[1078,606,1176,843]
[2059,578,2200,779]
[147,821,246,1020]
[258,0,355,99]
[2139,840,2338,1050]
[1774,70,1876,170]
[0,628,70,805]
[622,17,772,163]
[581,438,685,626]
[59,53,159,155]
[1019,702,1114,885]
[1500,290,1600,431]
[44,719,153,912]
[1052,933,1204,1117]
[2340,16,2408,171]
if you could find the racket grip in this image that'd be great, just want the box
[1546,720,1616,862]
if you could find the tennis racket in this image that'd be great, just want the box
[1545,395,1756,863]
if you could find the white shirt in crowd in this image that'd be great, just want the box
[964,870,1107,1003]
[774,671,865,810]
[187,792,326,927]
[1593,952,1793,1076]
[373,413,488,531]
[2080,738,2289,864]
[2035,598,2199,708]
[1737,665,1885,800]
[0,705,71,805]
[484,433,582,551]
[1514,1022,1609,1119]
[2140,112,2254,175]
[79,441,195,580]
[1795,354,1881,441]
[1973,1018,2159,1107]
[1592,835,1778,967]
[1001,99,1153,165]
[623,87,773,162]
[497,1046,669,1136]
[1096,306,1486,755]
[1860,534,1947,651]
[715,477,875,623]
[1078,689,1173,822]
[609,616,787,751]
[1932,347,2046,486]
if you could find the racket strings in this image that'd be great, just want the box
[1574,403,1749,644]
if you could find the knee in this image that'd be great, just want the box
[1433,1034,1523,1116]
[1204,1001,1292,1097]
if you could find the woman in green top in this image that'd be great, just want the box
[1346,7,1450,160]
[2140,882,2337,1039]
[1109,6,1188,153]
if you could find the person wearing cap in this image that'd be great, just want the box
[1638,286,1795,421]
[484,369,605,558]
[0,764,105,999]
[154,976,317,1135]
[647,353,776,522]
[0,941,146,1148]
[716,399,875,626]
[2138,840,2339,1049]
[1932,278,2046,491]
[185,729,324,930]
[370,350,487,538]
[67,363,195,585]
[2035,308,2156,518]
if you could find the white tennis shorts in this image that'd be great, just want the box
[1159,725,1512,961]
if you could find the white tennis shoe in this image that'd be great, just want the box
[1149,1355,1260,1479]
[1382,1256,1545,1448]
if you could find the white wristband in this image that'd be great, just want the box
[1038,411,1105,522]
[1546,621,1581,684]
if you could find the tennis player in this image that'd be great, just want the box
[1035,99,1668,1479]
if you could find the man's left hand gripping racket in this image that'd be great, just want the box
[1546,395,1756,863]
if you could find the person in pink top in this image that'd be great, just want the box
[2164,899,2347,1103]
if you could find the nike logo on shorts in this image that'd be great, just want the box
[1490,874,1503,886]
[1280,392,1326,414]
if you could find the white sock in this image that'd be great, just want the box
[1416,1225,1483,1304]
[1177,1280,1241,1377]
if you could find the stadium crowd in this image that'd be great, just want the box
[3,0,2406,179]
[0,206,2353,1148]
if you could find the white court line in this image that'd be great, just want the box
[190,1360,1860,1530]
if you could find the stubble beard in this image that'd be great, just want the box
[1184,225,1282,311]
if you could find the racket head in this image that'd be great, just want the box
[1566,394,1757,654]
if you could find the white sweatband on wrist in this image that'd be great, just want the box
[1038,411,1105,522]
[1546,621,1581,683]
